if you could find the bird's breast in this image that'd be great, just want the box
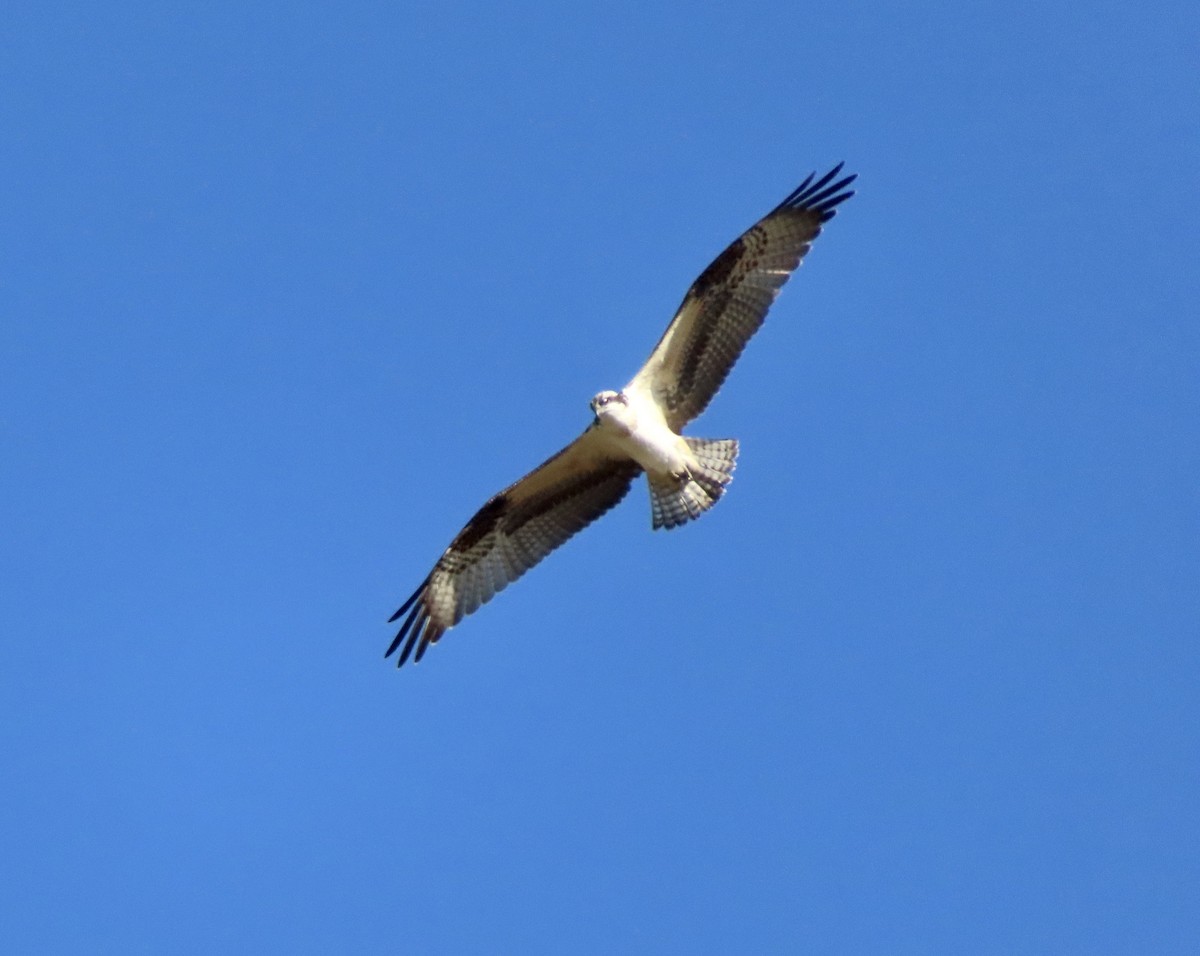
[606,418,689,476]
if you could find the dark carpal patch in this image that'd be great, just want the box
[690,236,745,297]
[450,493,508,550]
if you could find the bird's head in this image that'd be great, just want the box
[590,389,628,424]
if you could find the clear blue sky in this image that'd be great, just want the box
[3,1,1197,952]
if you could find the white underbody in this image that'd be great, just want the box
[592,386,693,478]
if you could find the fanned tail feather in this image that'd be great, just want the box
[648,437,739,530]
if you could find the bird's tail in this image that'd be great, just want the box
[648,437,739,530]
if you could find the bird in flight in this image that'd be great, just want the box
[386,164,856,666]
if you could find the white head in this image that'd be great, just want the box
[590,389,630,426]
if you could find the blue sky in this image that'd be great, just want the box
[2,1,1197,952]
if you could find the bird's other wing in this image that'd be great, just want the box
[626,164,856,430]
[385,428,641,667]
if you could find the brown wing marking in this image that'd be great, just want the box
[385,432,640,666]
[630,164,856,429]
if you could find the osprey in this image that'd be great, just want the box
[387,164,856,666]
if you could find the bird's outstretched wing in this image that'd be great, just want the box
[626,164,856,429]
[386,429,641,667]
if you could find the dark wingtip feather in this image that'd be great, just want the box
[413,621,445,665]
[394,616,422,667]
[777,163,857,221]
[386,594,425,663]
[387,577,429,623]
[782,170,816,203]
